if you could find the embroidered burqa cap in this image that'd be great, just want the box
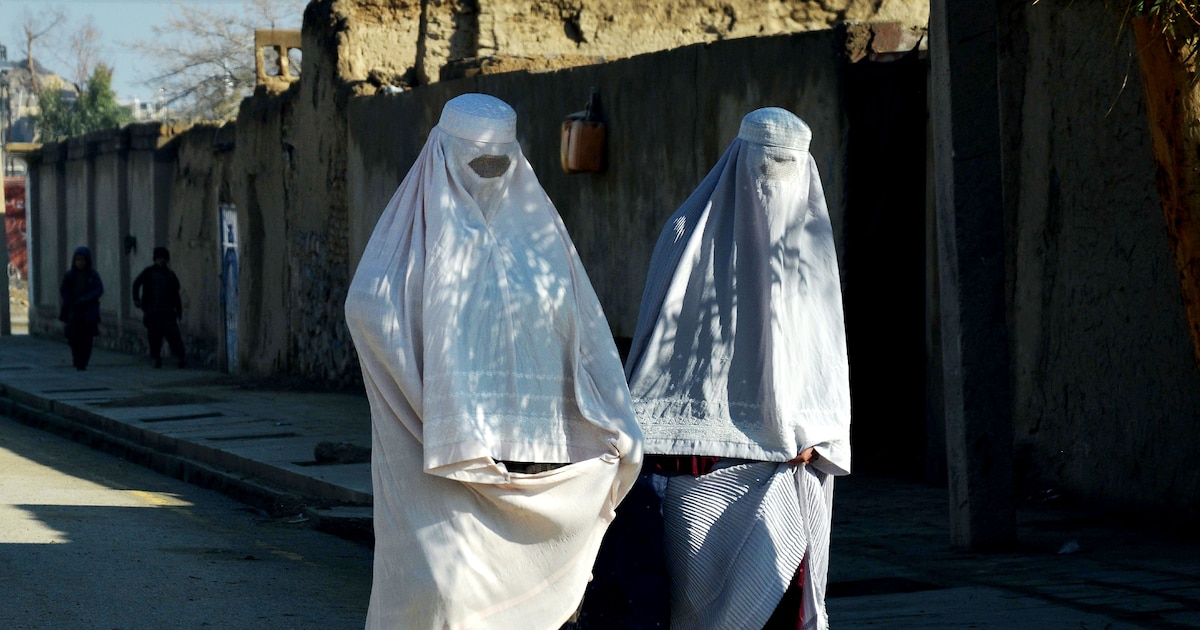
[625,106,851,472]
[345,93,642,630]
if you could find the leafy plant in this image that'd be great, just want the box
[1129,0,1200,59]
[35,65,132,140]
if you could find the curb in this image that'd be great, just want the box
[0,392,376,547]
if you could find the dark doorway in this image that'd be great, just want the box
[841,52,930,477]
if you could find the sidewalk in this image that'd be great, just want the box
[0,334,374,540]
[2,333,1198,628]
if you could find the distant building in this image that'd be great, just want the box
[123,97,169,123]
[1,41,79,161]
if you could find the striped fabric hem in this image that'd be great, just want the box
[661,462,833,630]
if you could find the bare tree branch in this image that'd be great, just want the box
[50,15,104,89]
[19,6,66,95]
[126,0,306,122]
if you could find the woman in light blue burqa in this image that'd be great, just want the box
[622,107,851,630]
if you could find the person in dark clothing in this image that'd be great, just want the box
[59,246,104,371]
[132,246,186,368]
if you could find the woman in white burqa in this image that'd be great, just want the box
[345,93,642,630]
[624,107,850,630]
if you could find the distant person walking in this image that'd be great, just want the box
[132,246,186,368]
[59,246,104,371]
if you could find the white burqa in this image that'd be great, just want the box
[345,93,642,630]
[625,108,851,630]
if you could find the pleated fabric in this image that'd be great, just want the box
[662,462,833,630]
[346,93,642,630]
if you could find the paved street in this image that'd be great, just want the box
[0,412,371,630]
[828,475,1200,629]
[2,334,1200,628]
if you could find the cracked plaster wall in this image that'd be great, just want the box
[323,0,928,88]
[1002,0,1200,512]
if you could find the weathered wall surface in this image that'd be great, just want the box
[228,92,295,376]
[166,125,230,366]
[326,0,928,87]
[292,10,358,387]
[168,1,364,383]
[346,33,849,338]
[317,0,424,89]
[475,0,926,60]
[93,142,124,327]
[1002,0,1200,512]
[63,143,91,284]
[30,151,62,311]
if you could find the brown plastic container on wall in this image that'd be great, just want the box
[561,89,606,174]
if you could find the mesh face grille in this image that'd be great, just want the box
[469,154,513,178]
[745,144,801,182]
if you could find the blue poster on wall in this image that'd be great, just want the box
[219,204,238,374]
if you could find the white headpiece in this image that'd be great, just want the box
[737,106,812,150]
[436,92,517,143]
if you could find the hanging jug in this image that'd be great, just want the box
[561,88,606,174]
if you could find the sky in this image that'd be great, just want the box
[0,0,301,103]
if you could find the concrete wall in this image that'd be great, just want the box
[200,4,363,384]
[126,130,170,318]
[165,124,231,367]
[63,141,92,286]
[226,93,294,377]
[30,149,62,312]
[1001,0,1200,512]
[287,15,358,386]
[92,141,123,326]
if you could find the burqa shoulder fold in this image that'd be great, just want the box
[345,93,642,630]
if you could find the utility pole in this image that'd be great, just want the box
[929,0,1016,549]
[0,59,12,336]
